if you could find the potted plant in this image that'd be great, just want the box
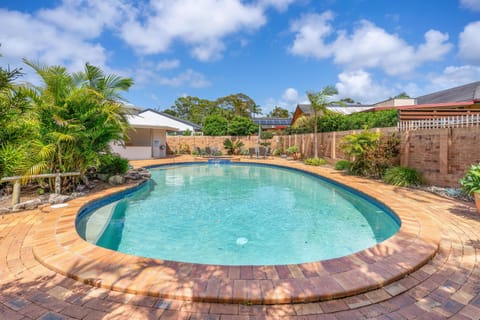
[460,163,480,213]
[286,145,301,160]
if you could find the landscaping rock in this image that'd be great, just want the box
[75,184,87,192]
[97,173,109,182]
[124,168,151,180]
[70,192,87,199]
[0,207,11,214]
[48,194,71,204]
[13,199,42,211]
[108,175,125,186]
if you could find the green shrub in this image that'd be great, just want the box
[97,154,129,176]
[260,131,274,140]
[335,160,351,171]
[304,157,327,166]
[340,130,399,178]
[382,166,422,187]
[273,149,282,156]
[460,163,480,195]
[286,145,299,154]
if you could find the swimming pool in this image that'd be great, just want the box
[76,163,400,266]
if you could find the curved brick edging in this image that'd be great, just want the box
[32,158,441,305]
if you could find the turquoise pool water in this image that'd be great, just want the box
[76,163,400,266]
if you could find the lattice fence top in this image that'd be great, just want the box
[398,114,480,131]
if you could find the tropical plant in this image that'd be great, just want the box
[335,160,351,171]
[273,149,282,156]
[21,59,133,177]
[382,166,423,187]
[307,86,344,158]
[304,157,327,166]
[460,163,480,195]
[223,138,244,155]
[341,130,399,178]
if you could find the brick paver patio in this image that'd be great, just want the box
[1,156,479,319]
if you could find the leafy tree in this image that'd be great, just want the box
[170,96,217,124]
[227,116,257,136]
[162,108,178,117]
[203,114,228,136]
[392,92,410,99]
[307,86,344,158]
[269,106,290,118]
[216,93,256,119]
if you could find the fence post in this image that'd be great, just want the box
[11,180,21,207]
[439,128,450,175]
[55,174,61,194]
[331,132,336,160]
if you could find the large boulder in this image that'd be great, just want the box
[108,175,125,186]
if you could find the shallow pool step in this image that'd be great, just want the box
[83,201,119,243]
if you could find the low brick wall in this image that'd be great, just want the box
[166,126,480,187]
[166,135,265,154]
[401,127,480,187]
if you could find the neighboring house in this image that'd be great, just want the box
[292,81,480,129]
[365,82,480,127]
[252,118,292,131]
[291,103,373,127]
[111,108,202,160]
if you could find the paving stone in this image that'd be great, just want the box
[2,156,480,319]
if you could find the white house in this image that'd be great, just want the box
[111,108,201,160]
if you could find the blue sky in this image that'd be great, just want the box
[1,0,480,115]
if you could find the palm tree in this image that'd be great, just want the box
[23,60,134,175]
[307,86,344,158]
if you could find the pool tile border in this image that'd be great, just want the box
[32,158,441,304]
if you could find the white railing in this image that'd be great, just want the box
[398,114,480,131]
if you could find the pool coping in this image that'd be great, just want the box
[32,158,440,304]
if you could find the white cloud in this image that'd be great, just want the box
[289,12,334,59]
[282,88,299,103]
[460,0,480,11]
[263,87,303,115]
[37,0,130,38]
[156,59,180,70]
[427,65,480,90]
[120,0,267,61]
[0,9,108,71]
[459,21,480,65]
[158,69,211,88]
[259,0,296,12]
[289,14,452,75]
[336,69,395,104]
